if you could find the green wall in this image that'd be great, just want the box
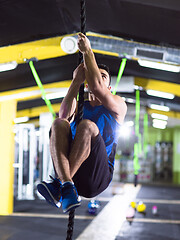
[147,126,180,184]
[147,127,173,146]
[173,127,180,184]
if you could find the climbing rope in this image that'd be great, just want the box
[76,0,86,125]
[66,0,86,239]
[66,209,75,240]
[134,89,141,187]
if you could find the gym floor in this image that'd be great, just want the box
[0,183,180,240]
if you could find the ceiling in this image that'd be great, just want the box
[0,0,180,127]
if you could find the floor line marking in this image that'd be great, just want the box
[76,184,141,240]
[131,218,180,224]
[81,196,113,202]
[11,212,94,220]
[136,199,180,205]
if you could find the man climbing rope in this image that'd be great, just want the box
[37,33,127,213]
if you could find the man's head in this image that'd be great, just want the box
[97,64,111,87]
[85,63,111,94]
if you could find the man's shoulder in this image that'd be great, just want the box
[108,94,127,124]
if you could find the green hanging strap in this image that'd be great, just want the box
[134,89,141,186]
[29,61,56,120]
[143,113,148,159]
[112,58,127,95]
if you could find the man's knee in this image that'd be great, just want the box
[51,118,70,135]
[77,119,99,137]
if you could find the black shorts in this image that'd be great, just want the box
[72,133,114,198]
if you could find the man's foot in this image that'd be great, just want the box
[37,176,62,208]
[61,182,81,213]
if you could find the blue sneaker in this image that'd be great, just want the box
[37,176,62,208]
[61,182,81,213]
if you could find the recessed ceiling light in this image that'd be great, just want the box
[14,116,29,124]
[138,59,180,73]
[152,119,167,125]
[151,113,168,121]
[42,90,68,100]
[0,61,18,72]
[149,104,170,112]
[147,90,174,99]
[153,122,166,129]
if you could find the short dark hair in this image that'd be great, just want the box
[97,64,111,85]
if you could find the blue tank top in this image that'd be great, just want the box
[70,101,121,168]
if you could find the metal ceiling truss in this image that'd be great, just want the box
[1,32,180,66]
[86,32,180,65]
[1,32,180,124]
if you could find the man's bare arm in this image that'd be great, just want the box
[77,33,127,124]
[59,63,85,122]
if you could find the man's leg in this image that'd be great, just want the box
[50,118,99,182]
[38,118,99,212]
[37,118,71,209]
[68,119,99,178]
[49,118,72,183]
[50,118,100,212]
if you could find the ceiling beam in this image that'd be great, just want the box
[135,77,180,97]
[16,102,180,120]
[0,35,68,64]
[16,103,60,119]
[0,80,71,101]
[0,32,119,65]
